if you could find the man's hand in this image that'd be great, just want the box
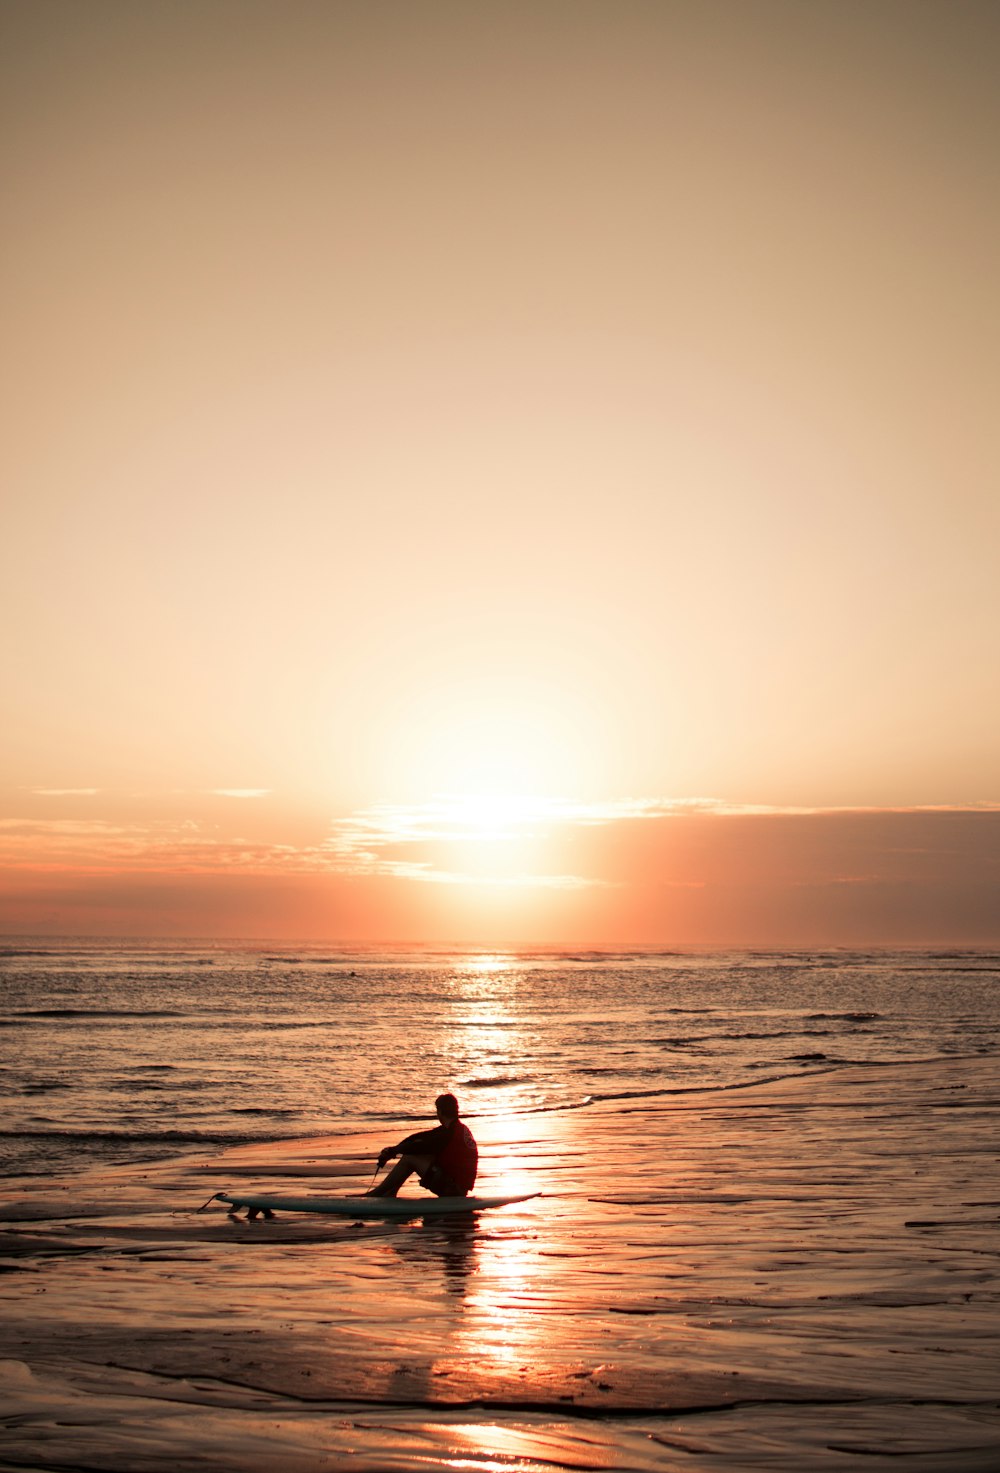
[378,1147,394,1168]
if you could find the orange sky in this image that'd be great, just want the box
[2,1,998,944]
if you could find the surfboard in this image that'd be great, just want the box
[212,1191,539,1220]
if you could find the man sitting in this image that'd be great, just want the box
[369,1093,478,1197]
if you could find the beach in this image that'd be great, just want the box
[5,1,999,1463]
[2,1049,998,1471]
[5,1,998,1460]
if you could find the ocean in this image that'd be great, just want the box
[4,940,1000,1470]
[3,940,997,1182]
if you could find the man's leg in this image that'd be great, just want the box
[369,1153,432,1197]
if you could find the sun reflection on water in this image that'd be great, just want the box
[463,953,517,976]
[462,1231,541,1366]
[434,960,560,1373]
[438,1432,556,1473]
[442,959,537,1119]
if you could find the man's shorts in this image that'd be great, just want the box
[418,1163,465,1197]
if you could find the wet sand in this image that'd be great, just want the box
[1,1057,998,1471]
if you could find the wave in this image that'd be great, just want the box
[582,1052,977,1105]
[643,1028,837,1046]
[583,1064,864,1104]
[923,951,1000,960]
[806,1012,883,1022]
[457,1074,529,1089]
[0,1126,305,1147]
[3,1009,345,1029]
[723,1028,833,1040]
[454,1018,523,1029]
[106,1079,171,1092]
[9,1007,190,1020]
[901,964,1000,973]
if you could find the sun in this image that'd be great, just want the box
[329,790,587,890]
[419,791,563,885]
[438,792,551,841]
[339,680,609,888]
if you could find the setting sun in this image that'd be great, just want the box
[438,792,547,840]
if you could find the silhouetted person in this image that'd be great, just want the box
[369,1093,478,1197]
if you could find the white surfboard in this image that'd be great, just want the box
[212,1190,539,1220]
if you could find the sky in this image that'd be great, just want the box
[2,0,998,945]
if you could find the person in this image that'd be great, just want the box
[369,1093,478,1198]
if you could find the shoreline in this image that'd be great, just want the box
[2,1055,998,1470]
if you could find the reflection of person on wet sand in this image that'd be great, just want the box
[385,1215,479,1299]
[433,1214,478,1292]
[369,1093,478,1198]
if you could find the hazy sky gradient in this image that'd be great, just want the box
[3,1,998,941]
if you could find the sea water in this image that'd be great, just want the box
[2,940,997,1180]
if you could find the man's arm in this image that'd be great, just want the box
[379,1123,448,1166]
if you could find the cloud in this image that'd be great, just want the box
[0,816,322,876]
[2,795,999,945]
[321,795,623,887]
[6,795,999,890]
[209,789,272,799]
[320,794,1000,888]
[30,788,101,797]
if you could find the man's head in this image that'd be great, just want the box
[435,1092,459,1124]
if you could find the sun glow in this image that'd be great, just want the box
[367,673,612,810]
[325,791,602,889]
[434,792,557,842]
